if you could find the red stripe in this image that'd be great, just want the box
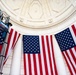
[65,51,75,72]
[28,54,32,75]
[74,46,76,74]
[33,54,37,75]
[41,36,49,75]
[5,29,13,57]
[23,35,58,75]
[69,47,76,64]
[72,25,76,36]
[46,35,53,75]
[50,35,58,75]
[0,45,2,53]
[74,46,76,51]
[4,29,20,65]
[62,52,73,75]
[24,54,26,75]
[3,60,6,65]
[38,54,43,75]
[12,31,17,49]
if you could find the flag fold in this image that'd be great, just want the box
[55,24,76,75]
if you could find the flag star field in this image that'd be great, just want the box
[23,35,40,54]
[55,28,76,51]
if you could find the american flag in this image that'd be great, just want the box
[3,28,21,64]
[55,24,76,75]
[23,35,58,75]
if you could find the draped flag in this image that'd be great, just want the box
[4,28,21,64]
[55,24,76,75]
[23,35,58,75]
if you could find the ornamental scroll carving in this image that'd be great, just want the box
[1,0,76,28]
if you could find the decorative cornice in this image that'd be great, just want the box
[0,0,76,29]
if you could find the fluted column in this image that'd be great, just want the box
[10,35,22,75]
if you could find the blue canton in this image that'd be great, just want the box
[0,22,8,44]
[55,28,76,51]
[23,35,40,54]
[0,30,6,44]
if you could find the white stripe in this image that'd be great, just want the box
[48,36,55,75]
[36,54,40,75]
[72,47,76,58]
[63,52,75,75]
[5,29,15,60]
[69,26,76,44]
[44,35,51,75]
[72,48,76,69]
[39,36,46,75]
[30,54,35,75]
[12,32,19,49]
[5,29,20,62]
[26,54,29,75]
[72,47,76,55]
[67,50,75,68]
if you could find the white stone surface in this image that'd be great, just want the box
[10,36,22,75]
[0,0,76,75]
[0,0,76,28]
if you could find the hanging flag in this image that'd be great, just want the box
[4,28,21,64]
[23,35,58,75]
[55,24,76,75]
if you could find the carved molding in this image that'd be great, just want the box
[0,0,76,28]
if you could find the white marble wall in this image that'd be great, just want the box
[3,52,13,75]
[0,0,76,75]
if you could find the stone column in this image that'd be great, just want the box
[10,35,22,75]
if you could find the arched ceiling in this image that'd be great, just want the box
[0,0,76,28]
